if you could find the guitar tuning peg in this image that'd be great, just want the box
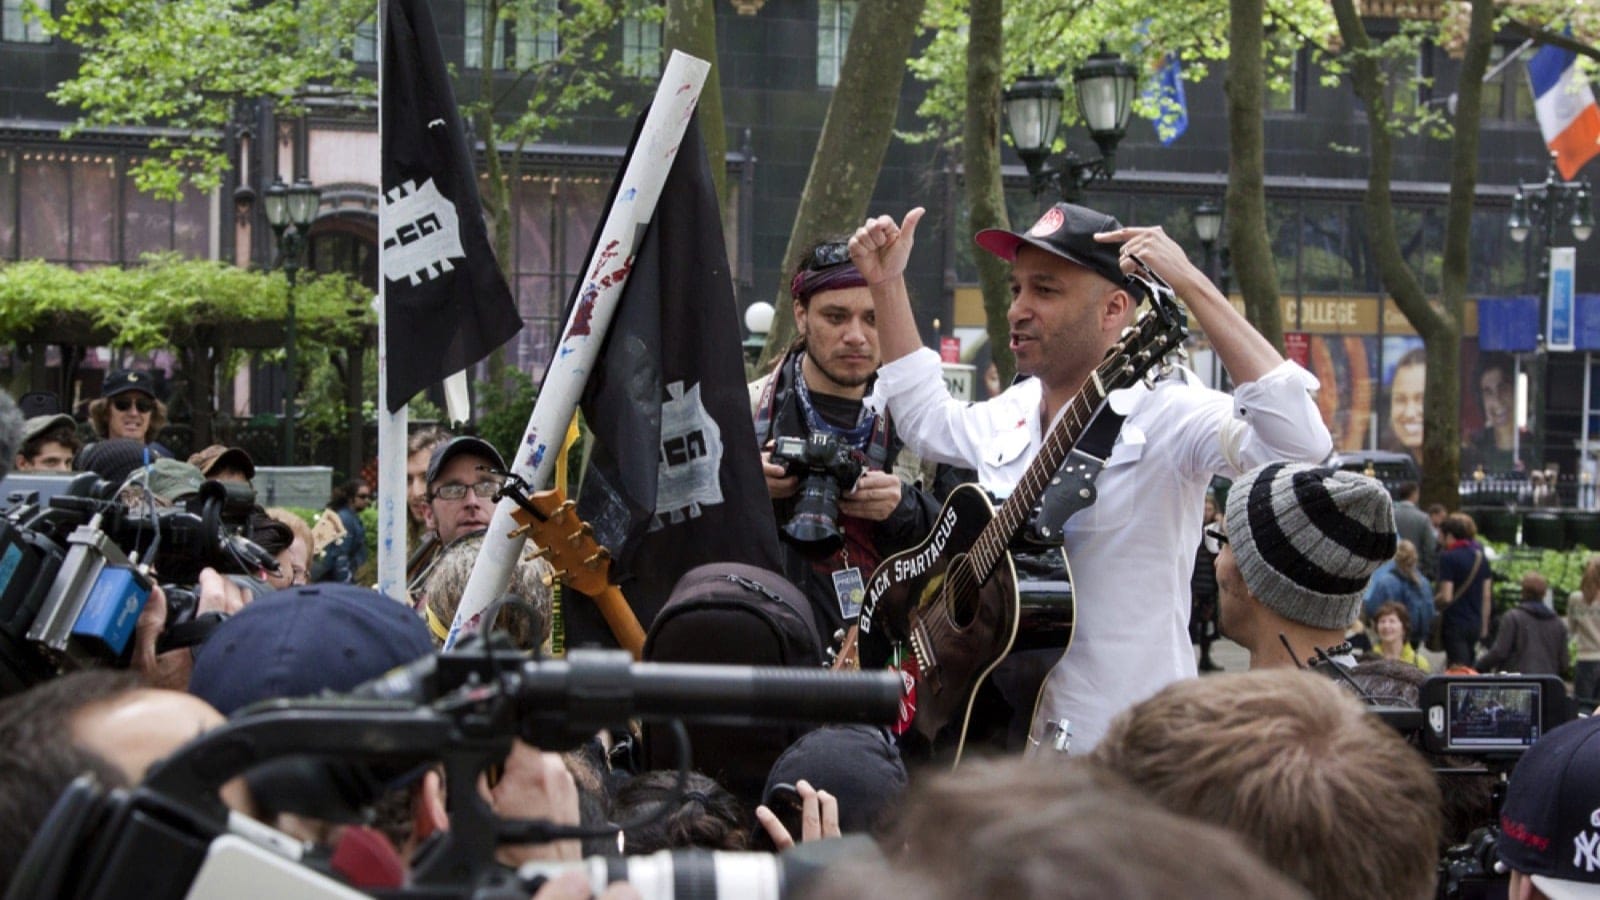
[508,524,534,541]
[567,522,594,548]
[527,544,553,561]
[551,568,571,585]
[553,500,577,523]
[583,548,610,569]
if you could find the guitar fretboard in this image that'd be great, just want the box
[967,372,1109,581]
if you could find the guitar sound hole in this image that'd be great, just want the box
[948,555,978,629]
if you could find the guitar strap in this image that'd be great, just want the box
[1022,402,1126,545]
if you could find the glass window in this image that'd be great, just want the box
[0,149,18,259]
[172,183,211,259]
[1266,46,1301,113]
[816,0,856,89]
[18,157,68,261]
[1300,201,1350,293]
[353,14,376,63]
[2,0,50,44]
[122,171,174,259]
[71,157,117,263]
[464,0,506,69]
[514,0,558,67]
[622,13,661,78]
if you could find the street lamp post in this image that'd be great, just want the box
[1507,155,1594,468]
[263,176,322,466]
[1194,200,1223,283]
[1193,200,1224,388]
[1003,44,1138,202]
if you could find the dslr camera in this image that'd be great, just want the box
[770,433,866,553]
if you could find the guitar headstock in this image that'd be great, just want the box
[504,486,615,597]
[1098,256,1191,393]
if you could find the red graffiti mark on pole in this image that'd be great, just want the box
[676,83,692,95]
[588,240,619,281]
[566,283,599,338]
[597,257,634,290]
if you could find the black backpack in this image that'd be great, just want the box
[641,562,822,809]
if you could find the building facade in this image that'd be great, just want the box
[2,0,1595,480]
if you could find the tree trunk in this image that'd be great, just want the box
[665,0,726,205]
[964,0,1015,385]
[1331,0,1486,508]
[1224,0,1284,352]
[760,0,928,365]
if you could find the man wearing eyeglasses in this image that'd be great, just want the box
[850,201,1333,753]
[406,436,506,603]
[420,436,505,548]
[751,238,940,654]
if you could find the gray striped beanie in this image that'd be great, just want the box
[1224,462,1397,630]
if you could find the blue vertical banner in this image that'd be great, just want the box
[1549,246,1577,352]
[1147,52,1188,145]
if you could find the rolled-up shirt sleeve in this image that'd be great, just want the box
[1161,359,1330,480]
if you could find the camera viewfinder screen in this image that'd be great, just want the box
[1446,682,1542,749]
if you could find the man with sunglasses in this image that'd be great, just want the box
[751,239,940,653]
[85,368,173,459]
[849,201,1333,753]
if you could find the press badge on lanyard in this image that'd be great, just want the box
[833,566,865,620]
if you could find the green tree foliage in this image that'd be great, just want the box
[907,0,1335,149]
[38,0,374,199]
[0,255,371,351]
[907,0,1335,364]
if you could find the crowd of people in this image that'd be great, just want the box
[1,199,1598,899]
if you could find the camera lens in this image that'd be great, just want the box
[782,475,844,553]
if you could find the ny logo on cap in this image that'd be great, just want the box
[1577,810,1600,873]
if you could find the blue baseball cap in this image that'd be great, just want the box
[1498,715,1600,899]
[189,583,433,715]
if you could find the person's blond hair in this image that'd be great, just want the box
[1090,669,1442,900]
[1393,539,1419,583]
[265,507,314,551]
[1580,554,1600,605]
[421,534,553,651]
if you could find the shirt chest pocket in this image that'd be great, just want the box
[1063,428,1146,534]
[985,426,1032,470]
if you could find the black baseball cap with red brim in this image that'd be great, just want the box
[975,202,1128,287]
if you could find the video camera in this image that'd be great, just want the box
[0,472,274,694]
[9,648,902,900]
[769,433,867,553]
[1365,674,1571,900]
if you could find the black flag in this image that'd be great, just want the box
[380,0,521,413]
[561,113,783,645]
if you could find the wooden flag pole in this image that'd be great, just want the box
[446,50,711,649]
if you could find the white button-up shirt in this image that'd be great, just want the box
[867,348,1332,751]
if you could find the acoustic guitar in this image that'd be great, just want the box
[851,264,1189,764]
[504,485,647,659]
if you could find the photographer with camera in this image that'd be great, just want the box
[753,240,939,652]
[1497,714,1600,900]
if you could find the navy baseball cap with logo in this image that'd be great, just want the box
[975,201,1128,287]
[1497,715,1600,899]
[102,368,156,400]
